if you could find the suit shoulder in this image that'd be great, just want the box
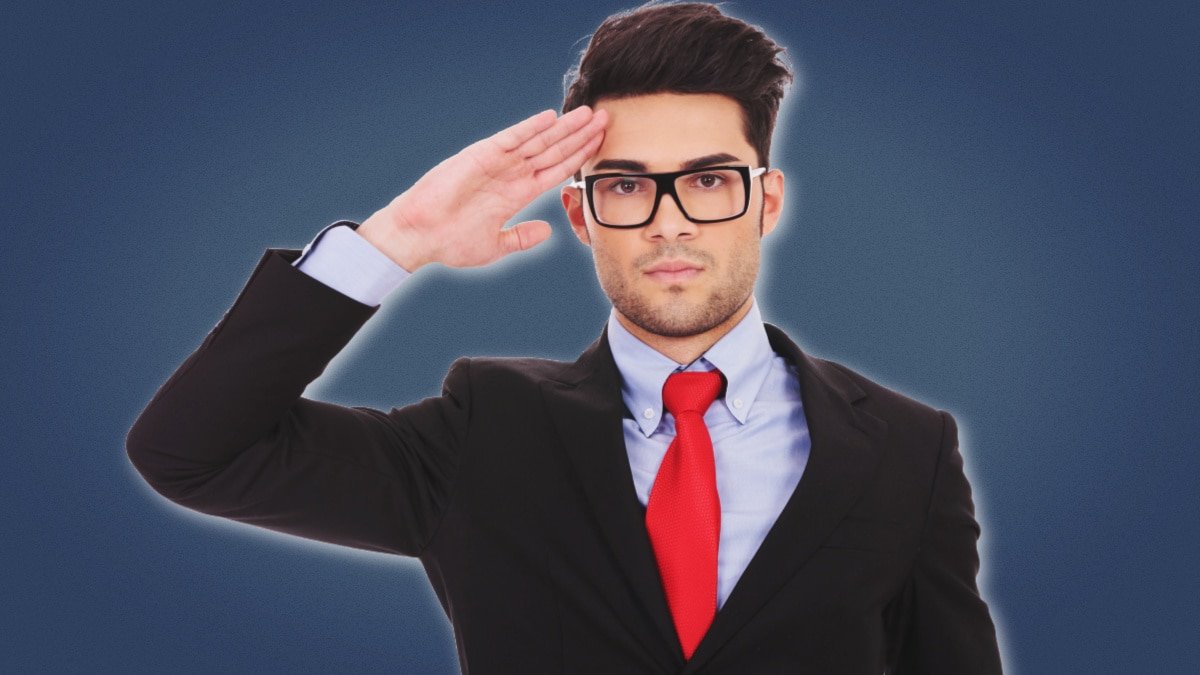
[809,356,960,492]
[811,354,948,432]
[453,354,575,392]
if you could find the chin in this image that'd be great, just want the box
[632,303,726,338]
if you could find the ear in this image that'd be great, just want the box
[561,185,591,245]
[760,168,785,237]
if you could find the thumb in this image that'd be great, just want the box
[498,220,552,257]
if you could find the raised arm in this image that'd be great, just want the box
[126,106,608,556]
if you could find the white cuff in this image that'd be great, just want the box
[293,221,412,306]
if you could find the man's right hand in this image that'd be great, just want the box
[356,106,608,272]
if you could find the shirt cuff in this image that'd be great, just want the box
[293,220,412,307]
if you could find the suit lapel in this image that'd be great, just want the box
[682,323,889,672]
[539,326,685,669]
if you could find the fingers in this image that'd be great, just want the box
[489,109,558,152]
[498,220,552,256]
[534,129,605,192]
[514,105,594,161]
[527,108,608,173]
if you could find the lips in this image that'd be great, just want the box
[644,258,704,283]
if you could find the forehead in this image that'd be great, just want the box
[585,92,753,173]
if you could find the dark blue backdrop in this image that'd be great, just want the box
[4,1,1197,672]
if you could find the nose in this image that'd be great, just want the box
[643,191,699,241]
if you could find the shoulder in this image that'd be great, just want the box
[443,354,577,395]
[806,353,952,449]
[803,354,966,511]
[764,322,950,435]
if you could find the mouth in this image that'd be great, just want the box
[643,260,704,283]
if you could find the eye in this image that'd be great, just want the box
[690,172,727,189]
[605,178,647,195]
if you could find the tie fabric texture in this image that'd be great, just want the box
[645,369,725,660]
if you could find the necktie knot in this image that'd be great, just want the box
[662,370,724,417]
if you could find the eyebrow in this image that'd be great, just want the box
[591,152,742,173]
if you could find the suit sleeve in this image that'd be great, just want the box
[893,410,1004,674]
[126,247,470,557]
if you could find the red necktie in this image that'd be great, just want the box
[645,369,724,660]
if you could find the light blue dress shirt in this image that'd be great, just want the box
[293,222,812,609]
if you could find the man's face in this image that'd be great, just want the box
[562,92,785,338]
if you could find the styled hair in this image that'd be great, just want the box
[562,1,794,177]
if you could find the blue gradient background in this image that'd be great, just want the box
[3,1,1196,673]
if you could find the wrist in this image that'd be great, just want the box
[358,205,432,273]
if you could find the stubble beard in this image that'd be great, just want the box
[593,218,762,339]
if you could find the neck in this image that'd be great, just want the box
[615,297,755,366]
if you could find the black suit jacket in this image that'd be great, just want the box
[127,247,1003,674]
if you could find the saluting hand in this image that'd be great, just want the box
[357,105,608,272]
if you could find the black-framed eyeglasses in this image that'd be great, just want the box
[567,165,767,229]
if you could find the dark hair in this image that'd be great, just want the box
[562,1,794,179]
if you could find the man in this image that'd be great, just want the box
[127,2,1003,673]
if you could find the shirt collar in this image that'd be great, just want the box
[606,297,775,437]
